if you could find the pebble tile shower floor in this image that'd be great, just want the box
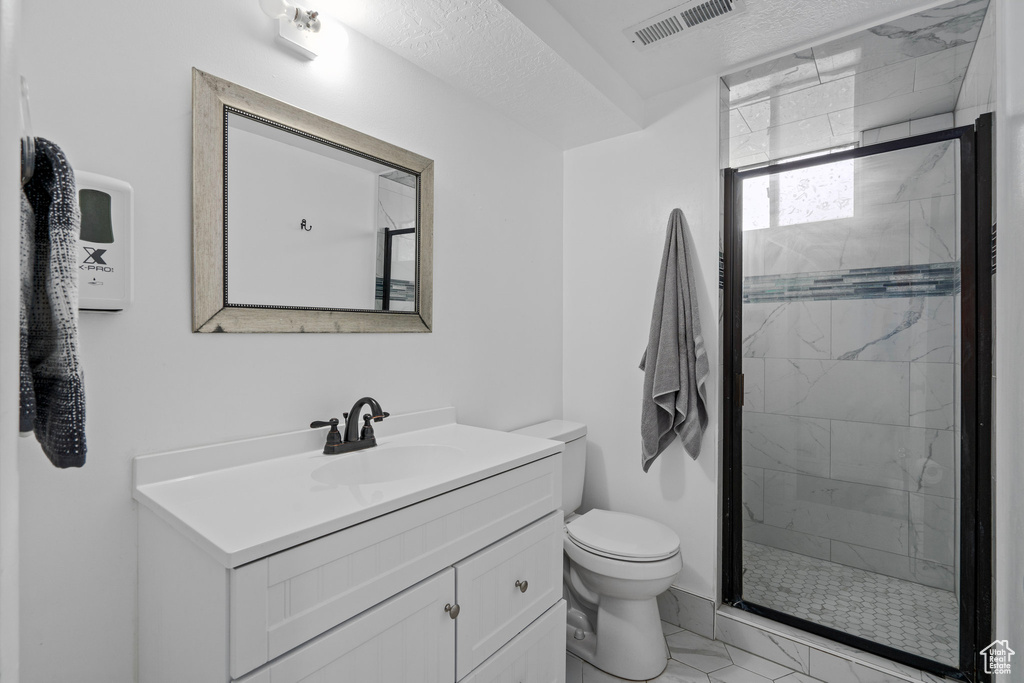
[741,542,959,666]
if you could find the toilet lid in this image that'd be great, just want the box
[566,509,679,561]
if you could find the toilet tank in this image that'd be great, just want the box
[512,420,587,515]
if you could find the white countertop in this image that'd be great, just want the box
[133,418,562,568]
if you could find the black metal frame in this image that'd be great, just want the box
[966,112,994,680]
[722,120,993,682]
[380,227,415,311]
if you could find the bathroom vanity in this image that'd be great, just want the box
[133,408,566,682]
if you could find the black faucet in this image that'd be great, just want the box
[310,397,390,455]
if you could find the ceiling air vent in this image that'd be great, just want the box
[624,0,746,51]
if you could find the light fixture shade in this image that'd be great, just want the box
[259,0,291,19]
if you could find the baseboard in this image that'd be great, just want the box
[656,586,716,640]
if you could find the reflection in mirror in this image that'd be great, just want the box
[226,111,418,311]
[375,172,417,312]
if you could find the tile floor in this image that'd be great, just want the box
[567,621,825,683]
[741,542,958,666]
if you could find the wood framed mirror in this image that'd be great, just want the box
[192,69,433,333]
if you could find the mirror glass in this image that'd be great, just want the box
[225,111,418,312]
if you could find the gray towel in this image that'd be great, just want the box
[639,208,708,472]
[21,138,87,468]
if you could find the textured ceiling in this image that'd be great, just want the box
[536,0,952,99]
[322,0,643,149]
[322,0,971,150]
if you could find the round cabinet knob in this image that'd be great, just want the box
[515,579,529,593]
[444,603,460,619]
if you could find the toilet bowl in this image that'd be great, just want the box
[563,509,681,680]
[511,421,682,682]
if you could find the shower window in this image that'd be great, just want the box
[743,149,857,232]
[723,120,992,682]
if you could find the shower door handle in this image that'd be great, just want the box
[737,373,744,407]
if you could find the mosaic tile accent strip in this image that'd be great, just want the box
[742,541,958,666]
[374,277,415,303]
[742,262,959,304]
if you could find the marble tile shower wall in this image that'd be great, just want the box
[740,141,960,593]
[743,143,958,279]
[954,0,997,126]
[720,0,990,168]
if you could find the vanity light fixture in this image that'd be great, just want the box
[259,0,322,59]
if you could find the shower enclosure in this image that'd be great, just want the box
[722,118,992,681]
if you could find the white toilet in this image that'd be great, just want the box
[512,421,682,681]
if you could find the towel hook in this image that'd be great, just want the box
[20,75,34,186]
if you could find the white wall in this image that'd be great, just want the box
[563,80,721,599]
[16,2,563,680]
[994,0,1024,670]
[0,0,21,678]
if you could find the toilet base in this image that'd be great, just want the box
[564,597,669,681]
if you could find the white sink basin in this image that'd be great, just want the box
[311,444,470,486]
[133,416,565,567]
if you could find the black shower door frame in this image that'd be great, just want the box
[722,116,993,682]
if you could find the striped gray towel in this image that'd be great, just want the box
[639,208,708,472]
[21,138,87,468]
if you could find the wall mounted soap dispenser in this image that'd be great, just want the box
[76,171,133,311]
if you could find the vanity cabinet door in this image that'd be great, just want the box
[235,568,455,683]
[454,512,562,679]
[460,600,566,683]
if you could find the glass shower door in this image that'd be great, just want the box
[730,135,968,670]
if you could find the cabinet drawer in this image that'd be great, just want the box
[230,456,560,679]
[455,512,563,679]
[235,569,455,683]
[460,600,566,683]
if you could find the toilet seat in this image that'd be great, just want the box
[564,531,682,582]
[566,509,679,562]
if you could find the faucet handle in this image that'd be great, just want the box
[311,418,344,454]
[360,414,376,441]
[365,411,390,423]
